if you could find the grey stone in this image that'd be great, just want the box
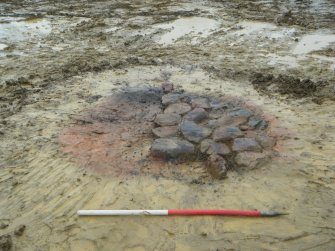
[209,99,228,109]
[180,121,212,143]
[151,138,195,159]
[154,113,181,126]
[235,151,270,169]
[248,116,263,128]
[206,154,228,179]
[200,139,231,156]
[207,119,219,128]
[216,115,248,127]
[213,127,242,141]
[232,138,262,152]
[152,126,178,138]
[184,108,209,122]
[248,116,268,130]
[191,97,210,109]
[256,134,276,149]
[162,93,182,105]
[229,108,253,118]
[164,103,191,114]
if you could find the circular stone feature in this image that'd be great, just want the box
[154,113,181,126]
[184,108,209,122]
[232,138,262,152]
[200,139,231,156]
[213,127,242,141]
[180,121,212,143]
[191,97,210,109]
[206,154,227,179]
[164,102,191,114]
[151,137,195,159]
[152,126,179,138]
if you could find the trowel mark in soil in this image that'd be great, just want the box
[59,86,282,180]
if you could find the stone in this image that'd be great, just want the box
[180,121,212,143]
[256,134,276,149]
[213,127,242,141]
[229,108,253,118]
[184,108,209,122]
[14,224,26,236]
[164,103,191,115]
[248,116,263,128]
[216,115,248,127]
[206,154,228,179]
[207,119,219,128]
[154,113,181,126]
[208,110,224,119]
[248,116,268,130]
[200,139,231,156]
[152,126,178,138]
[191,97,210,109]
[162,93,182,105]
[0,234,12,251]
[209,99,228,109]
[151,138,195,159]
[232,138,262,152]
[161,82,174,93]
[235,151,270,169]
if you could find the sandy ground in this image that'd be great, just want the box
[0,1,335,250]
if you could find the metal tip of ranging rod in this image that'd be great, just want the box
[260,211,288,217]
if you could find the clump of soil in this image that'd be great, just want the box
[0,234,12,251]
[60,85,279,180]
[250,73,333,104]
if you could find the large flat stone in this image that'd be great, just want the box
[161,93,182,105]
[200,139,231,156]
[180,121,212,143]
[154,113,181,126]
[232,138,262,152]
[184,108,209,122]
[210,114,248,128]
[151,138,195,159]
[152,126,178,138]
[213,127,242,141]
[229,108,253,118]
[164,103,191,115]
[191,97,210,109]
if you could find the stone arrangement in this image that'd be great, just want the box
[150,89,276,179]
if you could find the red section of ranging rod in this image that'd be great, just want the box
[168,209,262,216]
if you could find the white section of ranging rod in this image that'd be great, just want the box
[78,210,169,216]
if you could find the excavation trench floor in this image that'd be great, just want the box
[0,0,335,250]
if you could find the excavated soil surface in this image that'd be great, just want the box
[1,1,335,250]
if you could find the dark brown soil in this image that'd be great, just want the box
[250,73,334,104]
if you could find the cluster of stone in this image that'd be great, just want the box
[150,91,276,179]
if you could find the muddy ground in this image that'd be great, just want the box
[0,0,335,250]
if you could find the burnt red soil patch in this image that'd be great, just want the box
[59,86,285,180]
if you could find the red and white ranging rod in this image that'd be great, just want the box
[77,209,286,217]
